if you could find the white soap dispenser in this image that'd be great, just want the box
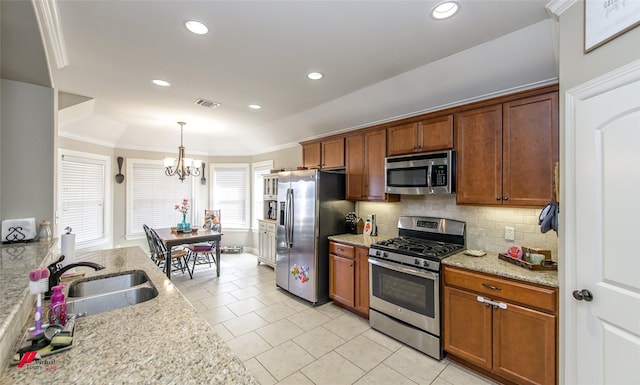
[363,215,373,235]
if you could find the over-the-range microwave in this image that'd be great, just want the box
[385,150,456,195]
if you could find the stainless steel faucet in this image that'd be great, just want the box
[45,255,105,298]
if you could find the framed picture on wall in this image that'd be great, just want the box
[585,0,640,53]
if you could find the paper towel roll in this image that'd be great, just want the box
[61,233,76,267]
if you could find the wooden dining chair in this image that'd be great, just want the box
[146,225,192,278]
[143,224,162,266]
[186,210,221,276]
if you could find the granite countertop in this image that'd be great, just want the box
[0,240,59,369]
[443,251,559,288]
[328,233,394,248]
[2,246,258,384]
[328,233,558,288]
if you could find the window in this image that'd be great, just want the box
[252,160,274,230]
[127,159,194,237]
[58,150,111,248]
[210,163,250,229]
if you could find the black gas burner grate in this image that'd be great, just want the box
[374,236,464,259]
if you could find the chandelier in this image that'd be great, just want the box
[163,121,202,182]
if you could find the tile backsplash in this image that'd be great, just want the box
[357,195,558,260]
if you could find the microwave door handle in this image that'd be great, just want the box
[427,161,434,194]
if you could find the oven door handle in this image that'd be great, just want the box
[368,258,438,281]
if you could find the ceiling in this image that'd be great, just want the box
[1,1,558,156]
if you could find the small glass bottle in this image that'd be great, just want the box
[38,221,52,242]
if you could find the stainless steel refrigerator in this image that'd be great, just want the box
[276,170,354,304]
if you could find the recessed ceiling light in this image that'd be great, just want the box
[185,20,209,35]
[431,1,460,20]
[152,79,171,87]
[248,104,262,110]
[307,72,324,80]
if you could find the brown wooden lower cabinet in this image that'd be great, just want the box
[443,266,557,385]
[329,241,369,318]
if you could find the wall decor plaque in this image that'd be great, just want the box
[585,0,640,53]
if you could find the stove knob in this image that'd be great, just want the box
[422,260,430,268]
[375,250,381,256]
[414,259,420,266]
[383,252,388,258]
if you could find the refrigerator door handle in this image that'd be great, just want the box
[287,188,294,247]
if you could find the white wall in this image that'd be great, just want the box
[0,79,56,226]
[57,137,302,254]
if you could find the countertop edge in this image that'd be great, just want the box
[442,251,559,288]
[0,240,59,372]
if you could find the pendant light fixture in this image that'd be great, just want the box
[164,121,202,182]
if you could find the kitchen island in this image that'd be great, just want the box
[1,246,258,384]
[0,239,59,370]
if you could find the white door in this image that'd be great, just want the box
[564,60,640,384]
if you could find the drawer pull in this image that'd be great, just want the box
[477,296,507,310]
[482,283,501,290]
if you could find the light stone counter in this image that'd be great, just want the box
[1,246,259,384]
[443,251,559,288]
[0,239,59,370]
[327,233,394,248]
[328,234,558,288]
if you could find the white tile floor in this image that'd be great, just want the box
[173,253,496,385]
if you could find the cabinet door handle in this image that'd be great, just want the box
[482,283,501,290]
[349,263,353,267]
[503,196,509,201]
[476,296,507,309]
[496,196,502,201]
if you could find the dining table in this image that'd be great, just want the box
[153,228,223,279]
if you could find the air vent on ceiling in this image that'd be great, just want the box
[194,98,221,108]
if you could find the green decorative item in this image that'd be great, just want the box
[177,214,191,232]
[175,199,191,231]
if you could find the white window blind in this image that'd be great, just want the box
[211,164,250,229]
[128,160,194,236]
[252,161,273,230]
[60,154,107,246]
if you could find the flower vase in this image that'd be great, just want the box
[178,214,191,232]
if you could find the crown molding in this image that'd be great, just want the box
[32,0,69,69]
[546,0,578,20]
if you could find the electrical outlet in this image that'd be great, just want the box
[504,227,515,241]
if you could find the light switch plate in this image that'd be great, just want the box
[505,226,515,241]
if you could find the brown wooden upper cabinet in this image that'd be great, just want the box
[346,128,398,202]
[387,114,454,156]
[455,91,558,206]
[302,137,345,169]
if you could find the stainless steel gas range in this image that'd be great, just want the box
[368,216,465,360]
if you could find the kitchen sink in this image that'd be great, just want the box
[66,286,158,316]
[67,270,150,298]
[65,270,158,316]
